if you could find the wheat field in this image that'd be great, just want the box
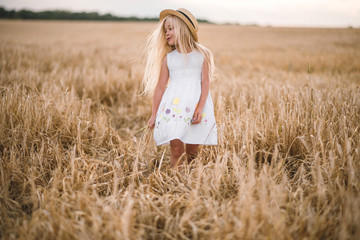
[0,20,360,239]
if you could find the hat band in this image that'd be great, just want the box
[176,10,195,29]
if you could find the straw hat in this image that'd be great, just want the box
[159,8,199,42]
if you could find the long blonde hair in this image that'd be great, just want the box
[141,15,215,96]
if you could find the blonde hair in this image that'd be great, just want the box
[141,15,215,96]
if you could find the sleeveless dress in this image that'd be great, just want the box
[154,49,217,146]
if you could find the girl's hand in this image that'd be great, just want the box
[148,115,156,129]
[191,106,203,124]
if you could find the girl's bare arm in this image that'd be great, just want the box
[148,56,169,128]
[192,60,210,124]
[198,60,210,109]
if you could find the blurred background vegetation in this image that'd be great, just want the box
[0,6,211,23]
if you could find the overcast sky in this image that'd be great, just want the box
[1,0,359,27]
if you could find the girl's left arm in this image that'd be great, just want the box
[192,60,210,124]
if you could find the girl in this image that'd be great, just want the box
[143,8,217,168]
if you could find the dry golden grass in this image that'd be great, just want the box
[1,20,360,239]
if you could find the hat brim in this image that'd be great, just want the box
[159,9,198,42]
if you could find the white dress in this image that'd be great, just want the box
[154,49,217,146]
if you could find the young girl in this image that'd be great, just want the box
[143,8,217,168]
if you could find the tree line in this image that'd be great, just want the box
[0,6,211,23]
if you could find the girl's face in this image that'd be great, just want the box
[164,19,175,46]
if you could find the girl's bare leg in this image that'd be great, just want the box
[170,139,185,168]
[185,144,199,163]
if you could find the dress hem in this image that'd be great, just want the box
[155,137,218,146]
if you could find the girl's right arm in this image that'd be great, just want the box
[148,56,169,129]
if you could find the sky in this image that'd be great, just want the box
[1,0,360,28]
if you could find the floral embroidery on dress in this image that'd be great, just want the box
[173,107,181,114]
[173,97,180,105]
[183,117,191,124]
[158,102,208,125]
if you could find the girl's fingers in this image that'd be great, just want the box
[147,120,155,129]
[192,112,201,124]
[193,119,201,124]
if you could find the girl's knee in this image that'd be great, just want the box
[185,144,198,155]
[186,149,197,155]
[171,141,184,158]
[172,146,184,158]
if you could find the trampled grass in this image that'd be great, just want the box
[1,20,360,239]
